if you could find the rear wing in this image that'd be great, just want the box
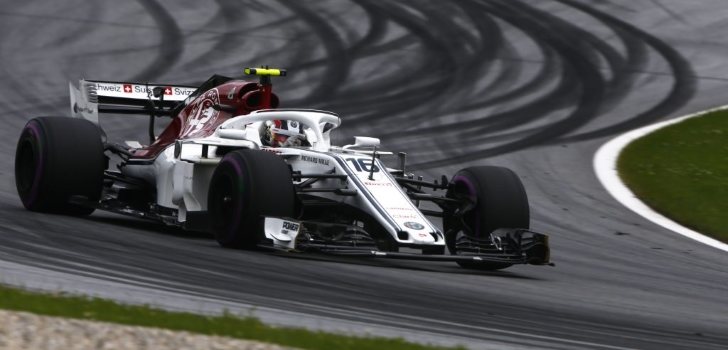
[69,79,198,123]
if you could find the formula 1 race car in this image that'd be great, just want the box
[14,67,550,270]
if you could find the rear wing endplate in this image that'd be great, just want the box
[69,79,198,123]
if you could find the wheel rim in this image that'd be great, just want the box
[16,139,37,193]
[445,175,485,257]
[214,173,238,233]
[451,176,479,236]
[15,123,45,208]
[446,172,515,269]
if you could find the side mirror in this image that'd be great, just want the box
[218,128,248,140]
[344,136,380,149]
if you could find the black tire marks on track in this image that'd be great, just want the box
[131,0,184,81]
[280,1,351,103]
[273,0,694,169]
[405,0,695,168]
[553,0,696,143]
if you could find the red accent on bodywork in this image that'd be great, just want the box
[131,80,279,159]
[261,83,272,109]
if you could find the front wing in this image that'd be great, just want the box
[262,218,552,266]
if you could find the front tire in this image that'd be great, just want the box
[207,149,296,248]
[444,166,530,271]
[15,117,105,215]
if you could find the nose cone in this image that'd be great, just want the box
[398,224,441,244]
[409,230,436,243]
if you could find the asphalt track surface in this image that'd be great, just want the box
[1,1,727,349]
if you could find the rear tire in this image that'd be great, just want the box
[444,166,529,271]
[207,149,296,248]
[15,117,105,215]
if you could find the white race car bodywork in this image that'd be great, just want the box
[16,74,549,270]
[121,109,443,248]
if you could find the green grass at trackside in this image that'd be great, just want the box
[618,108,728,242]
[0,284,463,350]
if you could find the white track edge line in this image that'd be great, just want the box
[593,105,728,253]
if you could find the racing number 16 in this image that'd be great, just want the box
[346,158,379,173]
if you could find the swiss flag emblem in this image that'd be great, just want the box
[123,84,133,93]
[164,86,173,95]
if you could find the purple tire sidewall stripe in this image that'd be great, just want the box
[23,122,45,207]
[452,174,480,237]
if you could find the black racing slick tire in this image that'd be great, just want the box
[207,149,296,249]
[444,166,530,271]
[15,117,105,215]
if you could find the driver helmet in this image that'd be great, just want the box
[263,120,306,147]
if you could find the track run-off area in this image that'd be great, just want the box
[595,105,728,254]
